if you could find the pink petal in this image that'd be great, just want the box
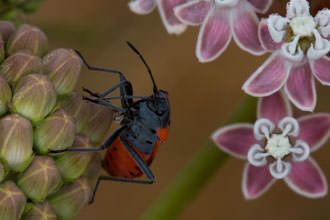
[242,163,276,199]
[285,158,327,198]
[284,62,316,112]
[158,0,188,34]
[211,124,256,159]
[296,113,330,152]
[310,56,330,86]
[242,53,291,96]
[129,0,156,14]
[231,2,265,56]
[247,0,273,13]
[174,0,211,26]
[257,91,292,124]
[258,19,284,51]
[196,7,232,62]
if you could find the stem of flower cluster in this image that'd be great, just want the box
[140,96,257,220]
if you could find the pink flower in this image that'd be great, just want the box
[174,0,272,62]
[212,91,330,199]
[243,0,330,111]
[129,0,188,34]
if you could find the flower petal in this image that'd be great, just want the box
[196,7,232,62]
[242,163,276,199]
[174,0,211,26]
[296,113,330,152]
[285,158,327,198]
[211,124,256,159]
[242,53,291,97]
[257,91,292,124]
[286,0,310,19]
[247,0,273,13]
[231,2,265,56]
[310,56,330,86]
[284,62,316,112]
[258,19,284,51]
[157,0,188,34]
[128,0,156,14]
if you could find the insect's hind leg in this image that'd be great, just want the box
[89,175,154,204]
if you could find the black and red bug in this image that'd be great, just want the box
[52,42,170,204]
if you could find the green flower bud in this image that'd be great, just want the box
[83,152,102,182]
[0,20,16,41]
[12,74,56,123]
[0,181,26,220]
[57,92,91,133]
[0,114,33,171]
[82,103,113,144]
[34,109,75,154]
[48,177,91,220]
[55,135,94,182]
[7,24,48,57]
[0,160,7,183]
[17,156,62,202]
[0,76,12,116]
[43,48,82,95]
[22,202,57,220]
[0,35,4,62]
[0,50,42,85]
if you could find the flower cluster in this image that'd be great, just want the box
[130,0,329,201]
[0,22,112,219]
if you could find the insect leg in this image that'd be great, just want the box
[83,97,124,112]
[50,126,126,153]
[89,175,153,204]
[75,50,127,82]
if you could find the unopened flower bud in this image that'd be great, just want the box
[82,103,113,144]
[0,76,12,116]
[12,74,56,122]
[43,48,82,95]
[0,181,26,220]
[7,24,48,57]
[57,92,91,133]
[49,177,92,220]
[0,21,16,41]
[0,114,33,171]
[34,109,75,154]
[0,50,42,85]
[55,135,94,182]
[17,156,62,202]
[22,202,57,220]
[83,152,102,182]
[0,160,7,183]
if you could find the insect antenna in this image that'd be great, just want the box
[126,41,158,93]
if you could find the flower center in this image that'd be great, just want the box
[290,15,316,37]
[265,134,291,159]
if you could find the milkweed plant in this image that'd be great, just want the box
[129,0,330,219]
[0,0,328,219]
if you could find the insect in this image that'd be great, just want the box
[52,42,170,204]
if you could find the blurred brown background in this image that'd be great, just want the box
[27,1,330,219]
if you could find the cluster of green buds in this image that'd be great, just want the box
[0,21,113,220]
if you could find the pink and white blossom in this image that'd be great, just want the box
[129,0,188,34]
[212,91,330,199]
[174,0,272,62]
[243,0,330,111]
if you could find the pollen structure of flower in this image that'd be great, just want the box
[243,0,330,111]
[212,91,330,199]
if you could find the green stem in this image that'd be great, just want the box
[140,96,257,220]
